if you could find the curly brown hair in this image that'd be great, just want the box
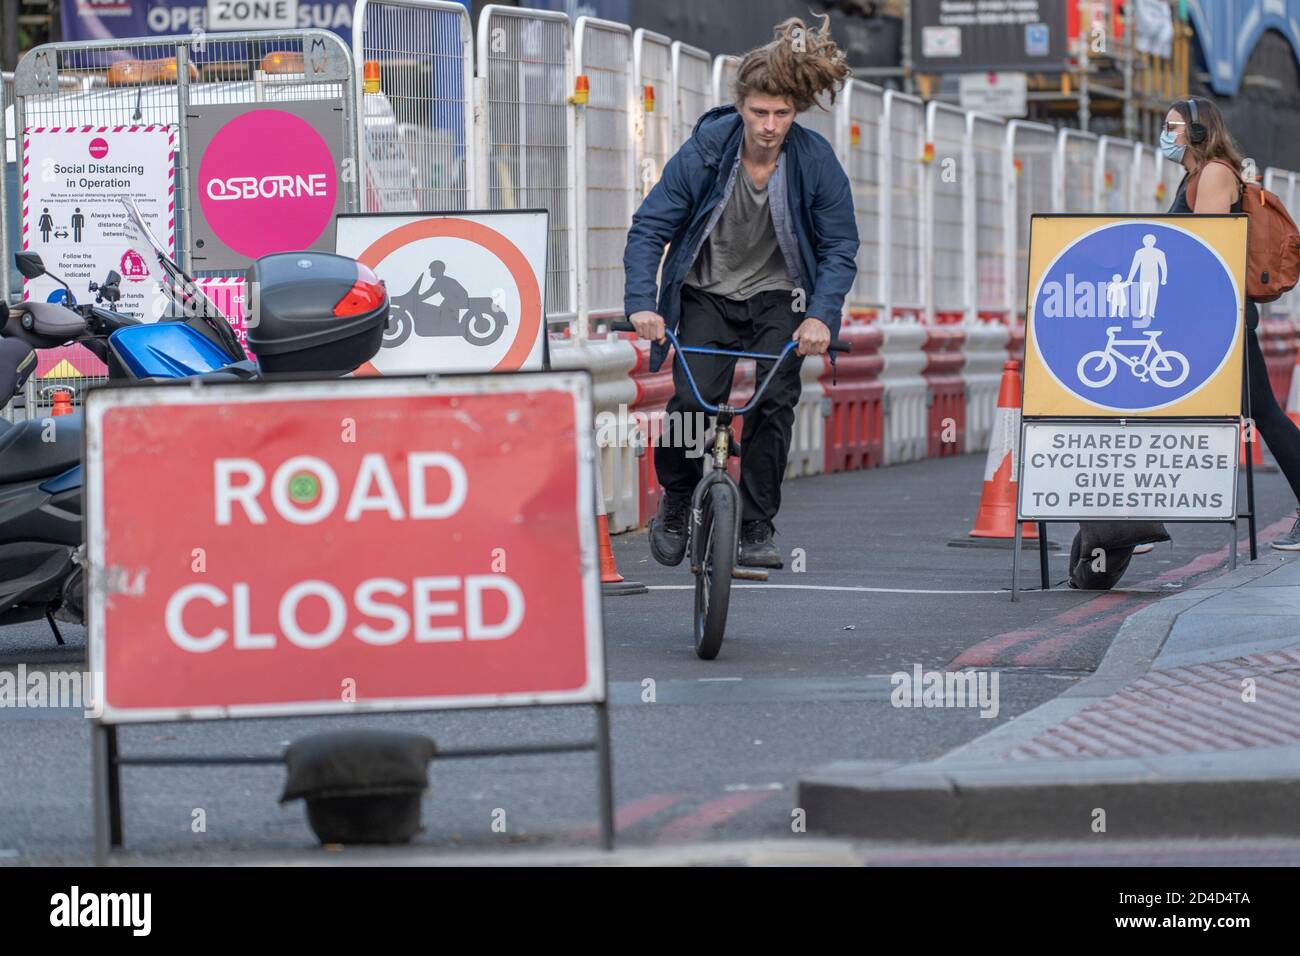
[733,14,852,113]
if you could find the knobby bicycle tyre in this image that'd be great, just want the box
[693,482,737,660]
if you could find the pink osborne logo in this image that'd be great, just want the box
[197,109,337,259]
[119,248,149,281]
[88,137,109,159]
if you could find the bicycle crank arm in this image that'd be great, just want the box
[731,567,770,581]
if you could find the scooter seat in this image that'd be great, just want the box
[0,410,83,483]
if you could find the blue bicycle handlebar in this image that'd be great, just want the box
[611,321,851,416]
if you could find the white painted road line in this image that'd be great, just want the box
[645,584,1003,595]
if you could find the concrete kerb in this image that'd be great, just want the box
[797,553,1300,842]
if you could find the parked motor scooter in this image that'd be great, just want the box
[0,199,389,641]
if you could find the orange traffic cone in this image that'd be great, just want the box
[50,390,74,417]
[967,360,1039,542]
[593,453,646,596]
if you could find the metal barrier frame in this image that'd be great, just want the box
[632,27,672,202]
[966,109,1009,320]
[476,5,579,329]
[669,40,711,152]
[881,89,925,318]
[353,0,477,209]
[14,30,360,275]
[1005,119,1059,321]
[711,54,739,108]
[574,15,637,338]
[1055,127,1100,213]
[923,100,971,322]
[1096,135,1137,213]
[842,78,886,311]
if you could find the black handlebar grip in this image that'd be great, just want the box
[610,319,636,333]
[828,340,852,354]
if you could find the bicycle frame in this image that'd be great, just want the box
[658,327,800,575]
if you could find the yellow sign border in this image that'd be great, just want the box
[1022,215,1247,418]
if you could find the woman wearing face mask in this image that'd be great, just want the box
[1163,97,1300,550]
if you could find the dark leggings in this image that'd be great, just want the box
[1247,326,1300,504]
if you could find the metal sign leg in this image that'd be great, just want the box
[91,724,111,866]
[595,700,616,850]
[1011,521,1023,602]
[1038,522,1050,590]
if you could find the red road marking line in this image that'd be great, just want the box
[572,793,685,840]
[954,515,1295,668]
[654,791,780,845]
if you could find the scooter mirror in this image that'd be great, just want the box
[15,252,46,280]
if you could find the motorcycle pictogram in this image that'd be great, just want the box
[382,260,509,349]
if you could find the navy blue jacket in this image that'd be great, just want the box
[623,104,860,372]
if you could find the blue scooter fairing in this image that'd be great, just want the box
[108,322,238,379]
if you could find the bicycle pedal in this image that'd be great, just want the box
[731,567,769,581]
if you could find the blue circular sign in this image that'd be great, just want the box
[1031,221,1239,412]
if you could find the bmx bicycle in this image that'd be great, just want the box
[1076,326,1190,388]
[613,320,850,659]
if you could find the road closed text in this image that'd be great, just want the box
[162,451,524,650]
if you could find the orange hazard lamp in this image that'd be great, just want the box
[1013,157,1023,176]
[51,391,74,417]
[850,123,861,146]
[1156,181,1167,201]
[921,141,935,164]
[363,60,381,94]
[1104,170,1114,189]
[643,84,655,113]
[571,74,589,105]
[260,51,305,74]
[106,57,198,86]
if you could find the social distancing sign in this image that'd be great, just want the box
[1023,215,1247,417]
[84,373,603,723]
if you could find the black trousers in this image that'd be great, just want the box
[655,284,805,525]
[1246,326,1300,504]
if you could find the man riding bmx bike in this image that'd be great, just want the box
[622,15,860,569]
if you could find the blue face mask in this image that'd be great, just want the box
[1160,130,1186,163]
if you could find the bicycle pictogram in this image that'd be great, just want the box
[1075,325,1190,389]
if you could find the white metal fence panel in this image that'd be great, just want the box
[354,0,473,212]
[797,91,840,160]
[1057,128,1100,213]
[711,54,739,107]
[11,31,358,405]
[1132,143,1164,213]
[633,29,671,197]
[575,17,634,321]
[924,101,968,319]
[1264,167,1299,323]
[1006,120,1057,320]
[670,41,711,151]
[1097,135,1135,213]
[968,111,1009,318]
[478,6,576,322]
[883,90,924,315]
[845,80,885,310]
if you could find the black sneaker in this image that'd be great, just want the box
[1271,509,1300,551]
[738,519,782,569]
[649,493,690,566]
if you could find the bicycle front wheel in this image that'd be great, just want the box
[693,482,737,660]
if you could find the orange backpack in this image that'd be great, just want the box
[1187,159,1300,303]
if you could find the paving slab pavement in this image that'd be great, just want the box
[799,553,1300,842]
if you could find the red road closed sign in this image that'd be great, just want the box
[85,373,604,723]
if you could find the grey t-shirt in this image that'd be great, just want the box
[685,163,796,301]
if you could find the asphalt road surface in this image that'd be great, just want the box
[1,452,1294,864]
